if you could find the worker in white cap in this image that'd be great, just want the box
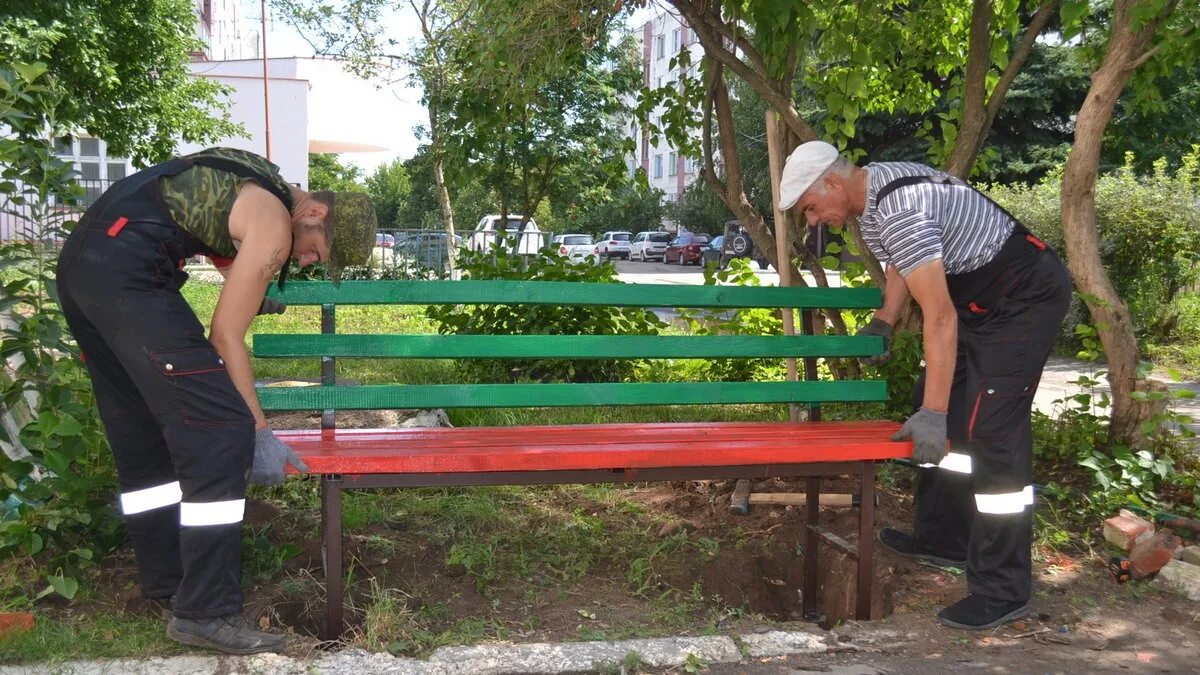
[777,141,1072,631]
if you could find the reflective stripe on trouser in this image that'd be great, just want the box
[57,183,256,619]
[912,239,1071,602]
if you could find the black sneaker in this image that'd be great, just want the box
[938,593,1029,630]
[167,613,284,655]
[877,528,967,569]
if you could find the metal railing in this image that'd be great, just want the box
[0,178,113,243]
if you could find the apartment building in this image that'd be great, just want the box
[627,12,704,216]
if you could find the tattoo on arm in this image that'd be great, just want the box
[259,248,285,281]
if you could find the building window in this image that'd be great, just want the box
[80,138,100,157]
[79,162,101,180]
[672,28,681,53]
[54,137,72,155]
[655,34,665,59]
[107,162,127,180]
[654,154,663,178]
[668,152,677,176]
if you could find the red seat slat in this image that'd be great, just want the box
[279,421,910,474]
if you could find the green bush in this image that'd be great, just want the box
[681,259,786,382]
[988,151,1200,350]
[425,246,665,383]
[1,63,122,605]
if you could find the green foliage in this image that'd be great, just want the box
[572,180,667,237]
[0,1,240,164]
[988,151,1200,348]
[1032,372,1198,521]
[425,246,665,383]
[440,29,643,232]
[666,180,733,237]
[681,259,785,383]
[0,64,122,605]
[367,158,412,229]
[307,153,366,192]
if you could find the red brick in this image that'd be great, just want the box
[1103,510,1155,551]
[0,612,34,637]
[1130,529,1182,579]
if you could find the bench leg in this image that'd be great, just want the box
[803,476,820,621]
[856,462,876,620]
[321,475,345,639]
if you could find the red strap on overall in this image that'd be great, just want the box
[106,217,129,237]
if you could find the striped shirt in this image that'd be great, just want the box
[858,162,1015,277]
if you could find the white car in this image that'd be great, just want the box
[629,231,671,262]
[467,215,545,254]
[552,233,595,264]
[594,231,632,260]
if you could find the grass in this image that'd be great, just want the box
[0,611,179,664]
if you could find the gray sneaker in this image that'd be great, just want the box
[167,613,284,655]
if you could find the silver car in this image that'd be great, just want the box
[629,231,671,262]
[553,233,596,264]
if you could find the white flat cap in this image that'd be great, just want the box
[778,141,840,210]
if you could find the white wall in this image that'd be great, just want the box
[184,62,310,187]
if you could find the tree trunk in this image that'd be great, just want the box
[1061,0,1175,448]
[428,98,457,275]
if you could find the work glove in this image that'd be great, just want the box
[857,317,893,366]
[258,297,287,315]
[891,407,948,466]
[250,428,309,486]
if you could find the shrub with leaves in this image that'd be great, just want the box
[988,152,1200,349]
[426,245,665,383]
[0,63,122,604]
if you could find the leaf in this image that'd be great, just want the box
[24,532,42,555]
[576,608,596,620]
[47,573,79,600]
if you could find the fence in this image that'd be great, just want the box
[370,228,556,280]
[0,178,113,243]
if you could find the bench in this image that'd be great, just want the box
[253,280,910,638]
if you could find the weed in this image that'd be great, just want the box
[682,651,709,672]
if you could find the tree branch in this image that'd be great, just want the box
[1128,19,1194,71]
[669,0,818,143]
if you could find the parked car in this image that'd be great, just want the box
[552,233,595,264]
[718,220,770,269]
[629,231,671,262]
[374,232,395,249]
[398,231,463,270]
[467,215,545,254]
[594,231,633,260]
[664,232,710,265]
[700,235,724,268]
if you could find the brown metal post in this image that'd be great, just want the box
[856,462,876,619]
[321,304,336,430]
[803,475,821,621]
[321,475,344,638]
[260,0,271,160]
[801,310,822,422]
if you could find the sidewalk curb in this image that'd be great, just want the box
[0,630,847,674]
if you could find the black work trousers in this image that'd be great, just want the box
[56,180,255,619]
[912,233,1072,602]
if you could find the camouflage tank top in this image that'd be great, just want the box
[159,147,294,258]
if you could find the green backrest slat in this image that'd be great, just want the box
[257,381,887,411]
[268,280,881,309]
[254,334,884,359]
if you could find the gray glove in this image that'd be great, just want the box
[857,317,893,366]
[258,297,287,315]
[250,428,309,486]
[891,407,948,465]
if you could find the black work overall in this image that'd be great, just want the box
[55,156,291,619]
[885,179,1073,603]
